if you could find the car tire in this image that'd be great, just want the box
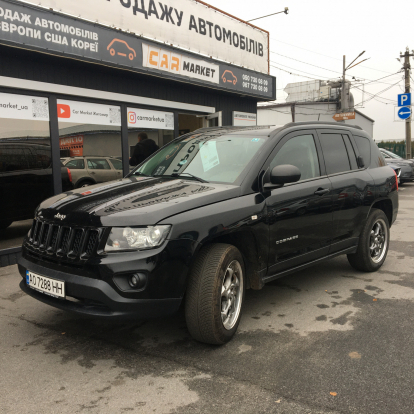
[185,243,245,345]
[0,220,12,230]
[347,209,390,272]
[76,180,94,189]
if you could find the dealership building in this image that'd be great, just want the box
[0,0,276,265]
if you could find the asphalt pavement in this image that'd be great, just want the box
[1,183,414,414]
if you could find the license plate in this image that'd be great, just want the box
[26,270,65,299]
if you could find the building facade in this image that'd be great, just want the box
[0,0,275,265]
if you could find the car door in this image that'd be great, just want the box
[265,130,333,275]
[87,158,117,183]
[316,129,375,253]
[108,158,123,179]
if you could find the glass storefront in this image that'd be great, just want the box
[0,92,52,250]
[127,107,175,168]
[0,92,210,257]
[58,100,123,188]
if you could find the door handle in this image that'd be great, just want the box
[314,188,330,196]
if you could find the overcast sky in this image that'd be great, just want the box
[207,0,413,142]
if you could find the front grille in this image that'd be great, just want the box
[26,218,102,262]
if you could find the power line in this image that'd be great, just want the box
[270,60,333,80]
[270,51,402,86]
[270,64,321,80]
[270,37,396,74]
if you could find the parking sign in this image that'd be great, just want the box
[398,93,411,107]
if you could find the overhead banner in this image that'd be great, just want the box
[21,0,269,74]
[127,107,174,130]
[57,100,121,126]
[0,1,275,100]
[0,92,49,120]
[233,111,257,126]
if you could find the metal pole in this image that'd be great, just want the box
[403,49,412,159]
[341,55,346,112]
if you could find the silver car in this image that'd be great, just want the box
[61,156,123,188]
[379,149,414,183]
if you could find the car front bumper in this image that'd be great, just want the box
[18,238,197,319]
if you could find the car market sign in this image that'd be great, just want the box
[19,0,269,74]
[0,0,275,100]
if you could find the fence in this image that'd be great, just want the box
[377,142,413,158]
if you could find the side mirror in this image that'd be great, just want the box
[264,164,301,190]
[357,156,365,168]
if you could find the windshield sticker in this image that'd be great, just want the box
[251,138,260,142]
[200,141,219,172]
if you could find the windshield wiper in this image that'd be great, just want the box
[170,172,208,183]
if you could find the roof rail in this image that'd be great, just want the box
[282,121,363,130]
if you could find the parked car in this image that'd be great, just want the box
[387,163,401,184]
[379,148,414,183]
[19,122,398,344]
[61,156,123,188]
[0,143,73,230]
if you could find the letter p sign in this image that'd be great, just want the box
[398,93,411,107]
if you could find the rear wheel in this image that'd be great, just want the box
[76,180,94,188]
[347,209,389,272]
[185,243,245,345]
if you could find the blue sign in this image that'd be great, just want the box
[398,93,411,107]
[398,106,412,120]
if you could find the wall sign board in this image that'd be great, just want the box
[0,0,275,100]
[232,111,257,126]
[19,0,269,74]
[0,91,49,120]
[56,100,121,126]
[127,107,174,130]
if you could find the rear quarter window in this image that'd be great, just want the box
[353,136,371,166]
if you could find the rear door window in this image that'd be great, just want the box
[319,133,351,175]
[66,159,85,169]
[88,159,111,170]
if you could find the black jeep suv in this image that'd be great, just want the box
[18,122,398,344]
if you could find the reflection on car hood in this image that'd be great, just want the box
[37,177,240,227]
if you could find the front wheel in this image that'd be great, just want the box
[347,209,390,272]
[185,244,245,345]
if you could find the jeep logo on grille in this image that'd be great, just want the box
[54,213,66,220]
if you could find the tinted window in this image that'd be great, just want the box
[342,135,358,169]
[270,134,320,181]
[110,158,123,170]
[354,136,371,166]
[35,148,52,169]
[88,159,110,170]
[319,133,351,175]
[0,147,28,172]
[66,159,85,169]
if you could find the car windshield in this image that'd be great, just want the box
[382,149,402,159]
[130,133,268,184]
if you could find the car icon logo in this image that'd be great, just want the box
[107,39,136,61]
[222,70,237,85]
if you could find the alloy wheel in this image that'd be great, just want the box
[221,260,243,330]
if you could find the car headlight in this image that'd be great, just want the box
[105,225,171,251]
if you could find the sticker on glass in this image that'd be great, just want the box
[199,141,219,172]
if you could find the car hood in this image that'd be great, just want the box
[37,177,240,227]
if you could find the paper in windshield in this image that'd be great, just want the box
[199,141,219,172]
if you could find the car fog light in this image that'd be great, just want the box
[128,273,146,289]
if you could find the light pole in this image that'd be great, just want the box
[247,8,289,23]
